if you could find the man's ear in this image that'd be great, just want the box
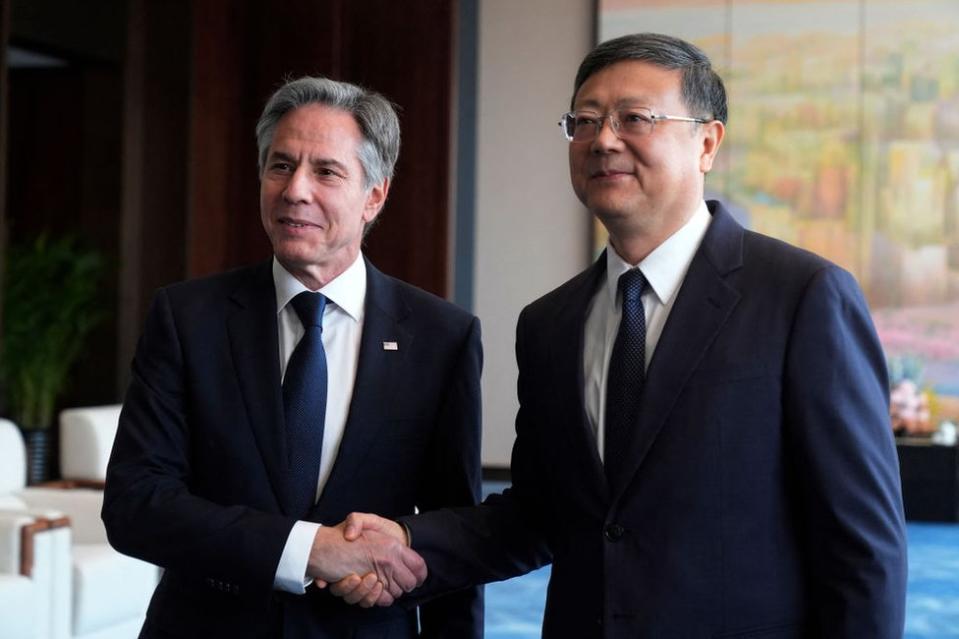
[699,120,725,173]
[363,178,391,225]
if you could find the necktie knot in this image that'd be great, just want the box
[618,269,646,304]
[290,292,327,329]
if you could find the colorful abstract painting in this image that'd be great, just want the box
[598,0,959,405]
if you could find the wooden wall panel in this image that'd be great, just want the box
[7,67,122,405]
[342,0,454,297]
[6,70,85,239]
[118,0,191,388]
[0,0,10,343]
[187,0,250,276]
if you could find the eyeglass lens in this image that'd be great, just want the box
[564,108,654,141]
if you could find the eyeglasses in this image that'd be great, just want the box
[558,107,708,142]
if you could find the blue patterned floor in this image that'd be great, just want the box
[905,523,959,638]
[484,521,959,638]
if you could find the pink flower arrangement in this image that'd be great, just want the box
[890,379,933,435]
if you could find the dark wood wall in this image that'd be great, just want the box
[0,0,10,344]
[6,66,124,408]
[3,0,457,409]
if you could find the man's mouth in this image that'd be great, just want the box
[590,168,631,178]
[279,217,319,229]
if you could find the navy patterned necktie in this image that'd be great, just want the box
[283,291,328,518]
[604,269,647,486]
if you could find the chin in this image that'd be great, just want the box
[589,200,634,222]
[272,243,315,266]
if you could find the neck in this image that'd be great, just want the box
[279,250,359,291]
[604,199,702,265]
[607,234,660,265]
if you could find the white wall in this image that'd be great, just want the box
[475,0,593,466]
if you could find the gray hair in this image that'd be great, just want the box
[572,33,727,125]
[255,76,401,188]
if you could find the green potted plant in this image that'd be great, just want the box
[0,234,105,484]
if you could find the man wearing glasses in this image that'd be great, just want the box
[336,33,908,638]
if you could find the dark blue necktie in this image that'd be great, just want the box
[604,269,647,486]
[283,291,328,518]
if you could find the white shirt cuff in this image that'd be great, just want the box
[273,521,322,594]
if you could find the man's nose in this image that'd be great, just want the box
[591,116,622,152]
[283,167,312,203]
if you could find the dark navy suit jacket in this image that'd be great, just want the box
[103,259,483,639]
[404,201,907,639]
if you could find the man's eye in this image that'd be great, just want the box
[574,115,599,127]
[622,111,652,124]
[270,162,293,172]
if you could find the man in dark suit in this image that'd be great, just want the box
[335,33,908,638]
[102,76,483,638]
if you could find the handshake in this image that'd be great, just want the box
[308,513,424,608]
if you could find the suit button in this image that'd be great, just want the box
[604,523,624,541]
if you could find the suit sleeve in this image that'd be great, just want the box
[413,315,484,639]
[101,288,294,603]
[401,307,552,601]
[784,265,907,637]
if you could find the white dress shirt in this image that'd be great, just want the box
[272,254,366,593]
[583,201,712,461]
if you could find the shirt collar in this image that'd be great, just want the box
[272,253,367,322]
[604,200,712,306]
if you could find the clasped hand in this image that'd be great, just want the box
[308,513,421,608]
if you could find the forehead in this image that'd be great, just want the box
[573,60,684,111]
[270,103,363,153]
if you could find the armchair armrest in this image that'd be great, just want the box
[0,511,40,576]
[0,509,72,639]
[40,479,106,490]
[0,510,71,577]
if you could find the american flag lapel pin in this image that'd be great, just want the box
[383,341,398,351]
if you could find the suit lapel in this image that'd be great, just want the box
[225,261,290,513]
[547,257,611,507]
[315,261,411,512]
[609,203,744,497]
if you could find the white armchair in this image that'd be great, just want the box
[0,510,71,639]
[0,419,71,639]
[0,510,40,639]
[0,415,158,639]
[58,406,122,487]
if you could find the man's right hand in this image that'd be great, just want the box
[321,513,416,607]
[307,519,425,606]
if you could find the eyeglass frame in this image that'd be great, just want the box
[558,107,710,142]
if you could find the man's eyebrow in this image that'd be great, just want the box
[309,157,350,173]
[266,151,350,173]
[574,96,653,110]
[266,150,295,163]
